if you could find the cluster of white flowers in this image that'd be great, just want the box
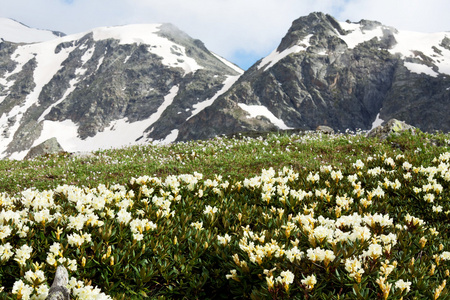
[203,205,219,216]
[276,270,295,292]
[344,257,364,282]
[67,232,92,248]
[68,277,112,299]
[217,233,231,245]
[306,247,336,266]
[14,244,33,267]
[11,279,34,300]
[11,269,50,299]
[191,221,204,231]
[46,241,77,271]
[129,218,157,241]
[301,274,317,290]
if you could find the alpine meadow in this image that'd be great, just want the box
[0,129,450,299]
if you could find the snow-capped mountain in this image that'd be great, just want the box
[1,13,450,159]
[0,18,242,159]
[178,12,450,141]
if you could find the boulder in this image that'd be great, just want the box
[367,119,415,139]
[316,125,334,134]
[24,137,64,160]
[46,265,70,300]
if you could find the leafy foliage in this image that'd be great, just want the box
[0,130,449,299]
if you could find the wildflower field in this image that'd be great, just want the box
[0,129,450,299]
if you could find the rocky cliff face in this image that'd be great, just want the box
[0,20,242,158]
[177,12,450,141]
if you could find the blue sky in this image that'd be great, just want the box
[2,0,450,70]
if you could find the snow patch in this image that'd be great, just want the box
[91,24,202,74]
[389,31,450,76]
[339,21,450,76]
[80,46,95,65]
[22,85,181,158]
[74,47,95,76]
[338,22,384,49]
[0,18,60,43]
[124,54,132,64]
[96,54,105,72]
[238,103,292,130]
[9,150,29,161]
[371,112,384,130]
[187,75,241,121]
[158,129,179,144]
[38,78,79,122]
[212,53,244,74]
[404,62,439,77]
[0,39,76,157]
[258,34,313,71]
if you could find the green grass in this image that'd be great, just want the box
[0,129,449,299]
[1,130,447,195]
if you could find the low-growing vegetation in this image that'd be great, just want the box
[0,130,449,299]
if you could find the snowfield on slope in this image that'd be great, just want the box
[338,21,450,77]
[0,17,61,43]
[0,22,238,159]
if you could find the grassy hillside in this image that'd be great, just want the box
[0,129,449,299]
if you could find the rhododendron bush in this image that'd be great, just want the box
[0,132,449,299]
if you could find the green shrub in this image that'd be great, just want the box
[0,131,449,299]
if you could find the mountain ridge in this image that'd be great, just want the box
[1,13,450,159]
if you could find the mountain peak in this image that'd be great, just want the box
[276,12,344,53]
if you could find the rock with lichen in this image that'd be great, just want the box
[46,265,70,300]
[366,119,416,139]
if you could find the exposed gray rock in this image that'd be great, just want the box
[367,119,415,139]
[316,125,334,134]
[46,265,70,300]
[178,12,450,141]
[24,137,64,160]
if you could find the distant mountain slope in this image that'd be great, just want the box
[177,12,450,141]
[0,21,242,159]
[0,17,64,43]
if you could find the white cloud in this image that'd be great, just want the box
[1,0,449,69]
[337,0,450,33]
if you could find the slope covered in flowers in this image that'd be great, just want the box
[0,130,449,299]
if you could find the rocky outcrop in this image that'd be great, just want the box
[24,137,64,160]
[316,125,334,134]
[46,265,70,300]
[367,119,415,139]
